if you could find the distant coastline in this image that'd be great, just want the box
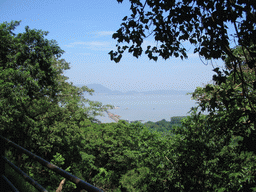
[77,84,196,123]
[105,110,121,122]
[76,83,193,96]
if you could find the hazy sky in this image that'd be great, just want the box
[1,0,225,92]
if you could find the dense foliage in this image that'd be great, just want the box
[2,1,256,189]
[109,1,256,157]
[143,117,185,132]
[0,21,113,191]
[108,0,256,191]
[110,0,256,62]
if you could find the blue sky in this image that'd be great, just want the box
[1,0,225,92]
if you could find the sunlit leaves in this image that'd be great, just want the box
[0,21,116,190]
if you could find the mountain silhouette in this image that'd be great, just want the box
[75,84,191,95]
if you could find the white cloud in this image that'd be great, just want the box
[89,41,111,46]
[65,41,104,46]
[71,41,110,46]
[64,41,114,51]
[73,52,91,56]
[95,31,115,36]
[64,44,76,48]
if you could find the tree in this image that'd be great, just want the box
[186,45,256,190]
[192,45,256,153]
[0,21,113,190]
[110,0,256,62]
[163,110,255,191]
[0,20,111,142]
[109,1,256,117]
[110,0,256,151]
[79,120,172,191]
[0,20,64,147]
[109,1,256,190]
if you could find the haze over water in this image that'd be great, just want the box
[86,93,196,123]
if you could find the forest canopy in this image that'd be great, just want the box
[1,0,256,189]
[108,0,256,191]
[110,0,256,62]
[110,0,256,153]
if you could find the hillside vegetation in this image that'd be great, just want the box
[1,19,256,191]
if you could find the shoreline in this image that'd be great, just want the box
[105,110,121,122]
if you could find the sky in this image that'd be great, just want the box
[0,0,225,92]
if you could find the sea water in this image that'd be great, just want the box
[85,93,197,123]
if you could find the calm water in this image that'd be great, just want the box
[85,94,197,123]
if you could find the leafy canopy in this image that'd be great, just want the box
[0,21,113,190]
[107,1,256,190]
[110,0,256,63]
[110,0,256,153]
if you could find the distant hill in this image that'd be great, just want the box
[86,84,114,93]
[75,84,192,95]
[77,84,123,95]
